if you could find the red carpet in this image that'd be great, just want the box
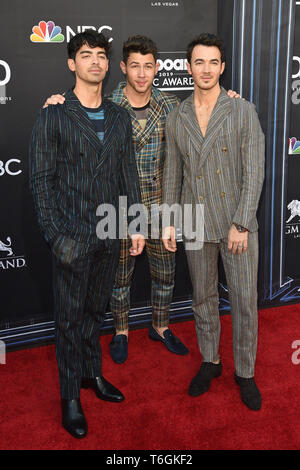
[0,304,300,450]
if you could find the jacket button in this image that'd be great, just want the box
[221,192,226,197]
[197,175,202,179]
[199,196,204,202]
[222,146,227,153]
[216,169,221,174]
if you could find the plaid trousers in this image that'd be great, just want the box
[110,234,175,330]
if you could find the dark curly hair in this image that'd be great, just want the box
[122,35,158,63]
[68,29,111,60]
[186,33,225,64]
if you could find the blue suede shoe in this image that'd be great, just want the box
[109,334,128,364]
[149,326,189,355]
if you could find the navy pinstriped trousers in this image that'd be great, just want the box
[52,237,120,399]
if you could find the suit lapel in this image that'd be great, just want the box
[180,88,232,170]
[137,93,162,151]
[95,99,120,172]
[199,88,232,169]
[112,85,163,153]
[180,94,205,151]
[64,90,103,155]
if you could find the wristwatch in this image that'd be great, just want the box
[233,223,248,233]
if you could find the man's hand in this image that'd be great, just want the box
[129,234,145,256]
[162,226,177,252]
[43,94,65,108]
[228,225,248,255]
[227,89,241,99]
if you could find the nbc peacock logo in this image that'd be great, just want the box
[289,137,300,155]
[30,20,65,43]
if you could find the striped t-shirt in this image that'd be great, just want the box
[82,104,104,142]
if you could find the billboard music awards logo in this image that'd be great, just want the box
[30,21,113,43]
[286,200,300,238]
[154,52,193,91]
[0,237,26,270]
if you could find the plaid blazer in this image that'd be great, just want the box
[30,89,142,246]
[107,83,180,211]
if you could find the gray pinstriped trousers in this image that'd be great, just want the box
[52,238,120,399]
[185,232,259,378]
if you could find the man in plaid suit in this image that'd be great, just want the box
[107,36,189,362]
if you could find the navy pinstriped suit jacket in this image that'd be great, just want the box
[30,89,142,249]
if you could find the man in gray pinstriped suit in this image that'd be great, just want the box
[162,34,265,410]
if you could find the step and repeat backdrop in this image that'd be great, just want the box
[0,0,299,349]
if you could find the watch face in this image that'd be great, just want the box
[235,224,245,232]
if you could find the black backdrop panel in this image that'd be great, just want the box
[0,0,217,347]
[0,0,299,350]
[285,0,300,303]
[218,0,297,307]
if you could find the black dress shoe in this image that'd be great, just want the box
[234,374,262,410]
[81,376,124,402]
[109,334,128,364]
[188,361,223,396]
[61,398,87,439]
[148,326,189,355]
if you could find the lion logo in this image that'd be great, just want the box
[0,237,13,257]
[287,200,300,224]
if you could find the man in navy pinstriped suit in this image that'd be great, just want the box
[162,34,265,411]
[30,31,145,439]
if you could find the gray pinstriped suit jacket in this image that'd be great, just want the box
[162,87,265,241]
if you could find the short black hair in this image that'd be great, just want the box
[186,33,225,64]
[68,30,111,60]
[122,35,158,63]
